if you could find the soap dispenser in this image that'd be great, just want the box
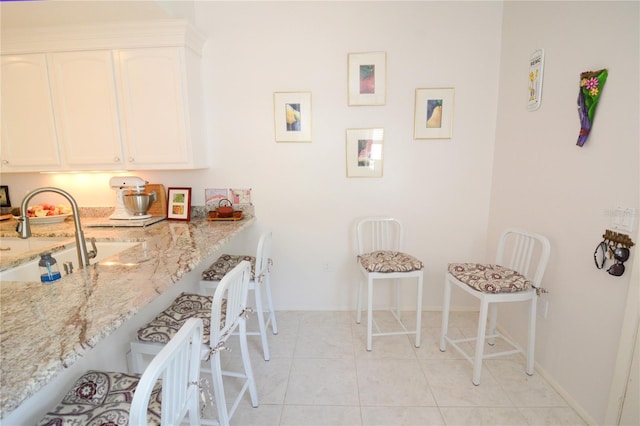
[39,252,62,283]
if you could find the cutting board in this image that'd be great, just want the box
[145,184,167,217]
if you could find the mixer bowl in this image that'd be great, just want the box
[123,192,156,216]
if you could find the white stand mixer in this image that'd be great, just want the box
[109,176,151,220]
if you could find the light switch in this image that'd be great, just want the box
[611,207,636,233]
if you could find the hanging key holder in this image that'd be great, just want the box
[594,230,634,277]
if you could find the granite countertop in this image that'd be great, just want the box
[0,213,255,418]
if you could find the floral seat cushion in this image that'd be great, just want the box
[137,293,225,346]
[448,263,532,293]
[358,250,423,273]
[202,254,256,281]
[38,370,161,426]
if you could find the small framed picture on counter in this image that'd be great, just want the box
[0,186,10,207]
[167,187,191,221]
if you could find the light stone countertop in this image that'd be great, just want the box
[0,213,255,418]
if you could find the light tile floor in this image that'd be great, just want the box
[210,310,587,426]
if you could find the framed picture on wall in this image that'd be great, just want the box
[348,52,386,106]
[527,49,545,111]
[274,91,312,142]
[167,187,192,221]
[346,128,384,178]
[413,87,455,139]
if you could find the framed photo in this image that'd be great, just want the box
[274,91,312,142]
[413,87,455,139]
[205,188,229,208]
[0,186,10,207]
[167,187,191,221]
[346,128,384,178]
[348,52,386,106]
[527,48,545,111]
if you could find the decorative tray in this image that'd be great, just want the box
[207,211,244,221]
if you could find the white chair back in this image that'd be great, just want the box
[496,228,551,288]
[255,231,272,281]
[357,217,404,254]
[211,260,251,346]
[129,317,203,426]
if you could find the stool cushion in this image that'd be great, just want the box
[358,250,423,273]
[38,370,161,425]
[448,263,532,293]
[137,293,225,346]
[202,254,256,281]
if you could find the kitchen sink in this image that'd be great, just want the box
[0,237,71,258]
[0,240,140,282]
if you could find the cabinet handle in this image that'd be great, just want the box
[128,157,135,162]
[2,160,8,165]
[114,157,120,162]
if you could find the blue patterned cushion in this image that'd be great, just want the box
[137,293,224,346]
[38,370,161,425]
[201,254,256,281]
[448,263,532,293]
[358,250,423,273]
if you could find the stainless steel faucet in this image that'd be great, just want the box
[16,187,96,269]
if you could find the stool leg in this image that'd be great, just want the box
[366,276,374,351]
[356,275,363,324]
[263,274,278,334]
[526,296,537,376]
[210,354,230,426]
[415,273,423,348]
[473,298,490,386]
[487,303,498,346]
[239,317,259,407]
[253,282,271,361]
[440,277,452,352]
[394,278,401,320]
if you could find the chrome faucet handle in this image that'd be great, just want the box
[87,237,98,260]
[15,216,31,238]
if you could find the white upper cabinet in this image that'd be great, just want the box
[50,50,124,168]
[0,21,207,172]
[1,54,61,171]
[117,47,194,169]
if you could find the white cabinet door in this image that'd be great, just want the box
[1,54,61,171]
[116,47,192,169]
[49,50,124,169]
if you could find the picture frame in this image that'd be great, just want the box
[348,52,386,106]
[527,48,545,111]
[274,91,312,142]
[167,187,192,221]
[413,87,455,139]
[0,185,10,207]
[346,128,384,178]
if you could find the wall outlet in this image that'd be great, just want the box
[537,298,549,319]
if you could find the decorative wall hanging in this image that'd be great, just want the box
[274,92,312,142]
[527,49,545,111]
[348,52,386,106]
[346,128,384,177]
[413,88,455,139]
[577,69,608,147]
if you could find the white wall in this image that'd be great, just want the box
[1,1,504,313]
[490,2,639,425]
[194,1,504,311]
